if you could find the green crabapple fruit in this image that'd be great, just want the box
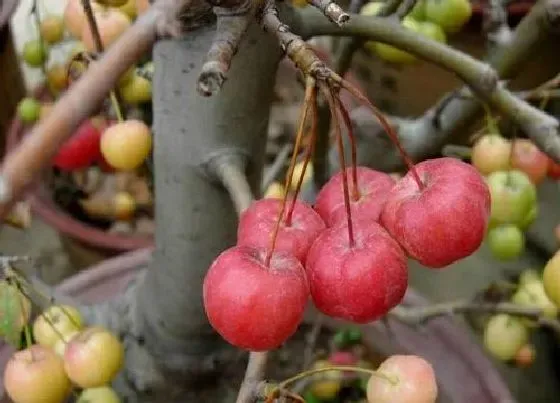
[424,0,472,34]
[483,314,529,361]
[33,304,83,348]
[471,134,512,176]
[543,251,560,308]
[17,97,42,124]
[487,224,525,261]
[22,40,49,67]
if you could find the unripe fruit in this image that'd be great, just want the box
[425,0,472,34]
[309,360,342,400]
[543,251,560,308]
[487,224,525,261]
[264,181,285,199]
[39,15,65,44]
[78,386,121,403]
[33,305,83,348]
[17,97,42,124]
[120,74,152,104]
[483,314,529,361]
[22,40,48,67]
[367,355,437,403]
[471,134,512,176]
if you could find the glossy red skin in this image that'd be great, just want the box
[203,245,309,351]
[305,220,408,323]
[547,158,560,180]
[380,157,490,269]
[314,167,396,227]
[237,198,326,263]
[511,139,549,184]
[52,119,104,171]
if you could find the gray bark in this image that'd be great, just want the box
[84,20,282,402]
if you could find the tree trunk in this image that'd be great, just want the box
[88,21,282,402]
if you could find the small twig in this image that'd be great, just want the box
[262,143,292,191]
[307,0,350,27]
[211,155,254,214]
[395,0,418,19]
[391,301,560,334]
[198,0,253,96]
[236,352,269,403]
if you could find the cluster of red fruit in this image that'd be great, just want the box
[2,300,123,403]
[203,157,491,352]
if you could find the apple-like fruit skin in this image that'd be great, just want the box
[372,17,422,64]
[425,0,472,34]
[64,326,125,388]
[487,224,525,261]
[22,40,49,67]
[314,166,395,227]
[309,360,343,400]
[305,220,407,323]
[366,355,438,403]
[100,119,152,170]
[33,304,84,348]
[237,198,326,263]
[4,345,71,403]
[510,139,549,185]
[381,157,490,268]
[81,9,131,52]
[53,119,104,171]
[483,314,528,361]
[486,170,537,229]
[543,251,560,308]
[471,134,512,176]
[203,246,309,351]
[78,386,121,403]
[547,157,560,180]
[17,98,42,124]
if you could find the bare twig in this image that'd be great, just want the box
[391,301,560,334]
[198,0,253,96]
[262,143,292,191]
[236,353,269,403]
[307,0,350,27]
[395,0,418,19]
[211,154,254,214]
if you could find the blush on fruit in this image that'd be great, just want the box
[4,345,71,403]
[547,157,560,180]
[53,119,105,171]
[366,354,438,403]
[510,139,549,185]
[470,134,512,176]
[305,220,408,323]
[237,198,326,263]
[380,157,490,269]
[203,245,309,351]
[314,166,396,227]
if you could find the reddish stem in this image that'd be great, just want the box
[341,80,425,191]
[336,97,360,201]
[324,86,355,247]
[285,88,318,226]
[265,79,315,267]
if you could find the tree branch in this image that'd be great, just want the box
[390,300,560,334]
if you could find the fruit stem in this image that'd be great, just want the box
[336,97,361,201]
[23,325,32,349]
[265,77,316,267]
[81,0,126,121]
[324,86,355,247]
[285,87,318,226]
[482,103,500,135]
[341,80,425,191]
[274,365,398,392]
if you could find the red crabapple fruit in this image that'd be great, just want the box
[381,157,490,268]
[305,220,407,323]
[237,198,326,262]
[314,166,396,227]
[203,245,309,351]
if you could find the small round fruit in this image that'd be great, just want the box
[203,245,309,351]
[120,74,152,104]
[518,205,538,231]
[511,281,557,320]
[486,170,537,228]
[64,0,102,38]
[117,0,139,19]
[113,191,136,220]
[289,161,313,191]
[17,97,42,124]
[309,360,342,400]
[46,64,69,94]
[264,181,285,199]
[0,281,31,337]
[81,9,131,52]
[39,15,65,44]
[543,251,560,308]
[64,326,125,388]
[514,344,536,368]
[305,220,408,323]
[510,139,549,185]
[547,158,560,180]
[408,0,426,19]
[4,345,71,403]
[483,314,529,361]
[416,20,446,43]
[53,330,80,357]
[471,134,512,176]
[237,198,326,262]
[372,18,421,64]
[487,224,525,261]
[78,386,121,403]
[367,355,438,403]
[22,40,48,67]
[33,304,84,348]
[100,119,152,170]
[425,0,472,34]
[518,269,541,288]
